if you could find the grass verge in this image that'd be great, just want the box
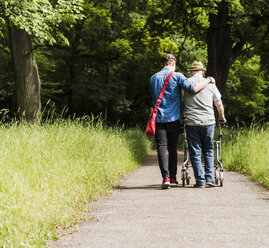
[222,125,269,188]
[0,118,151,247]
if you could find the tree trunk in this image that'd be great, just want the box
[207,0,244,97]
[9,25,41,122]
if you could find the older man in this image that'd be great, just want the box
[149,55,215,189]
[183,61,226,188]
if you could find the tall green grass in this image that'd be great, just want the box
[222,125,269,188]
[0,118,151,247]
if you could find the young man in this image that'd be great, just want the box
[183,61,226,188]
[149,55,215,189]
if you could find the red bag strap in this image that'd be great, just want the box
[155,71,174,107]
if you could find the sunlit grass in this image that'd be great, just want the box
[0,118,151,247]
[222,124,269,188]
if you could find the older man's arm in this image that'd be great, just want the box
[193,77,215,93]
[214,99,226,123]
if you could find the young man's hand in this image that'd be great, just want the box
[207,76,216,84]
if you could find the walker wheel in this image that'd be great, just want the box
[219,171,224,187]
[186,170,191,185]
[181,170,186,187]
[215,170,219,185]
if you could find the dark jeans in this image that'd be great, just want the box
[155,120,180,179]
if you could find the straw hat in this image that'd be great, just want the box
[188,61,207,71]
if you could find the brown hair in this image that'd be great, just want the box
[161,54,176,67]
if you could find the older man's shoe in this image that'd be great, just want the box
[206,181,217,187]
[193,184,205,189]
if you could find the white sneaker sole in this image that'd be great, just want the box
[206,182,216,187]
[162,182,170,189]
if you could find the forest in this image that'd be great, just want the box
[0,0,268,126]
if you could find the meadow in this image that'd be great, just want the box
[222,125,269,188]
[1,117,268,247]
[0,118,151,247]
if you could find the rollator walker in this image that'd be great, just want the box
[181,123,225,187]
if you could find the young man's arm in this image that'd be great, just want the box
[193,77,215,93]
[180,74,215,93]
[214,99,226,123]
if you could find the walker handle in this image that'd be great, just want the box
[218,122,227,139]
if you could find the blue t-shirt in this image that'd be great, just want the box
[149,67,194,123]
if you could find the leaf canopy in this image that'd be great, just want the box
[0,0,84,45]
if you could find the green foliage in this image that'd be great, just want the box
[0,118,151,247]
[174,38,208,74]
[225,56,268,125]
[222,125,269,188]
[0,0,268,126]
[33,0,170,124]
[35,49,67,109]
[0,0,84,45]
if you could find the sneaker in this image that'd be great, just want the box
[170,178,179,187]
[193,184,205,189]
[206,181,217,187]
[162,177,170,189]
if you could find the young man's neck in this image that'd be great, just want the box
[164,65,175,71]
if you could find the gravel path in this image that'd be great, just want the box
[50,151,269,248]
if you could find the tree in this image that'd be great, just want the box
[206,0,245,95]
[9,26,41,121]
[207,0,269,96]
[146,0,269,97]
[0,0,84,121]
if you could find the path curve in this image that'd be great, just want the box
[50,151,269,248]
